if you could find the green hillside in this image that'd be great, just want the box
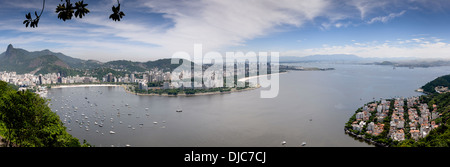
[0,44,193,77]
[0,81,88,147]
[421,74,450,94]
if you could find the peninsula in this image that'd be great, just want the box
[345,75,450,147]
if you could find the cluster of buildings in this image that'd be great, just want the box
[0,68,172,91]
[1,62,274,92]
[0,71,97,87]
[102,70,171,84]
[435,86,450,94]
[351,97,441,142]
[405,97,440,141]
[352,101,389,136]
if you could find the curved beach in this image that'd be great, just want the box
[50,84,122,88]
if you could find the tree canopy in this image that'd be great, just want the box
[0,81,85,147]
[421,74,450,94]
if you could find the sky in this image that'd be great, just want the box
[1,0,450,62]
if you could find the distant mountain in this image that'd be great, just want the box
[280,54,413,63]
[375,60,450,68]
[280,54,366,63]
[0,44,72,74]
[0,44,192,76]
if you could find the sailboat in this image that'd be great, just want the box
[176,106,182,112]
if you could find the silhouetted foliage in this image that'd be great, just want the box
[23,0,45,28]
[55,0,89,21]
[110,0,125,22]
[24,0,125,28]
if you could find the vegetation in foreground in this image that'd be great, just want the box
[0,81,88,147]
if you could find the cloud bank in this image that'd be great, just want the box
[1,0,450,61]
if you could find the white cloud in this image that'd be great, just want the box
[283,37,450,59]
[135,0,331,54]
[347,0,389,19]
[51,0,333,60]
[367,10,406,24]
[2,0,450,61]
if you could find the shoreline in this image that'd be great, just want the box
[50,84,122,88]
[344,128,388,147]
[48,72,284,96]
[131,72,285,97]
[128,85,262,97]
[237,72,287,82]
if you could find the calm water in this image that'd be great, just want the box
[47,64,450,147]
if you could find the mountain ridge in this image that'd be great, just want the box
[0,44,191,75]
[280,54,414,63]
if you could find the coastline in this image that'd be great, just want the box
[128,85,262,97]
[128,72,286,96]
[48,83,260,96]
[50,84,122,88]
[48,72,285,96]
[237,72,287,82]
[344,128,388,147]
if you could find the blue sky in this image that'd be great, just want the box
[1,0,450,62]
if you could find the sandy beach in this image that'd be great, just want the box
[50,84,122,88]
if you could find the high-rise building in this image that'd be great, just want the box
[38,74,43,85]
[139,81,148,90]
[107,73,113,82]
[130,73,135,83]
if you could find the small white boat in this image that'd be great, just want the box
[153,122,158,124]
[109,131,115,134]
[301,142,306,146]
[176,106,182,112]
[281,141,287,145]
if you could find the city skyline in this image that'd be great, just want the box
[1,0,450,62]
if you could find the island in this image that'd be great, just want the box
[345,75,450,147]
[279,65,335,71]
